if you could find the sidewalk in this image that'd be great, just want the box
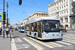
[0,33,11,50]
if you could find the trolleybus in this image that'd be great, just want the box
[24,17,63,40]
[18,25,24,33]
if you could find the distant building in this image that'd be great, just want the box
[48,0,75,30]
[13,24,19,29]
[23,11,48,25]
[28,11,48,20]
[23,18,28,25]
[0,21,3,28]
[0,17,10,28]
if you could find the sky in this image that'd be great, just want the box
[0,0,54,25]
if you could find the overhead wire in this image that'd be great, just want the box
[24,0,34,11]
[25,0,38,12]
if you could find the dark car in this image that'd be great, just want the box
[61,29,67,32]
[15,28,18,31]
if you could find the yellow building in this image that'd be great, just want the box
[29,11,48,20]
[23,11,48,25]
[13,24,19,28]
[23,18,29,25]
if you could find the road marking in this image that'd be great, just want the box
[29,39,45,49]
[44,42,57,47]
[16,44,30,49]
[24,33,26,35]
[23,38,44,50]
[17,38,22,42]
[56,41,72,45]
[62,40,75,44]
[72,41,75,42]
[29,35,31,36]
[11,39,17,50]
[15,39,17,42]
[49,42,63,47]
[28,37,54,48]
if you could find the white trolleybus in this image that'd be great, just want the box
[24,17,63,40]
[18,25,24,33]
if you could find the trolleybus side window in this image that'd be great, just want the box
[29,24,32,31]
[26,25,29,31]
[31,23,34,31]
[34,23,37,32]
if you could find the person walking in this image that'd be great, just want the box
[6,27,9,38]
[0,28,2,35]
[12,29,13,32]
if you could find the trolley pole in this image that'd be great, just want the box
[3,0,5,38]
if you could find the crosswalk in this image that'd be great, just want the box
[13,36,75,50]
[10,33,75,50]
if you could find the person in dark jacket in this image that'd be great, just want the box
[6,27,9,38]
[0,28,2,35]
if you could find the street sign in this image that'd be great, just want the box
[0,14,3,20]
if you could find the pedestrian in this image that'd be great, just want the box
[0,28,2,35]
[12,29,13,32]
[6,27,9,38]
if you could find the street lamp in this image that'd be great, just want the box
[6,1,9,27]
[3,0,6,38]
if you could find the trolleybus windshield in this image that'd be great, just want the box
[43,20,61,32]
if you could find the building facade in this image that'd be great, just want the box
[28,11,48,20]
[23,11,48,26]
[48,0,74,29]
[23,18,28,25]
[69,0,75,30]
[13,24,19,29]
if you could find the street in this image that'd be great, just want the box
[11,30,75,50]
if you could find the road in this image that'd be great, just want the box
[11,31,75,50]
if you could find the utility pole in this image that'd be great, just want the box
[3,0,6,38]
[6,1,8,27]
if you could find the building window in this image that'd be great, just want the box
[61,19,63,23]
[73,10,75,14]
[67,11,68,13]
[73,4,75,8]
[64,5,65,7]
[60,7,61,9]
[65,18,68,23]
[72,17,75,22]
[72,24,75,29]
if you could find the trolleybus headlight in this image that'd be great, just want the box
[42,33,46,35]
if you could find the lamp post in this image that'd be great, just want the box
[6,1,8,27]
[3,0,6,38]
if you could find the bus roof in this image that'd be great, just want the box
[25,17,59,25]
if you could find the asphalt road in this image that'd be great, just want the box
[11,30,75,50]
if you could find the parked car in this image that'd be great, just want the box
[61,29,67,32]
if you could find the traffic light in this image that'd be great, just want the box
[19,0,22,5]
[3,12,6,24]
